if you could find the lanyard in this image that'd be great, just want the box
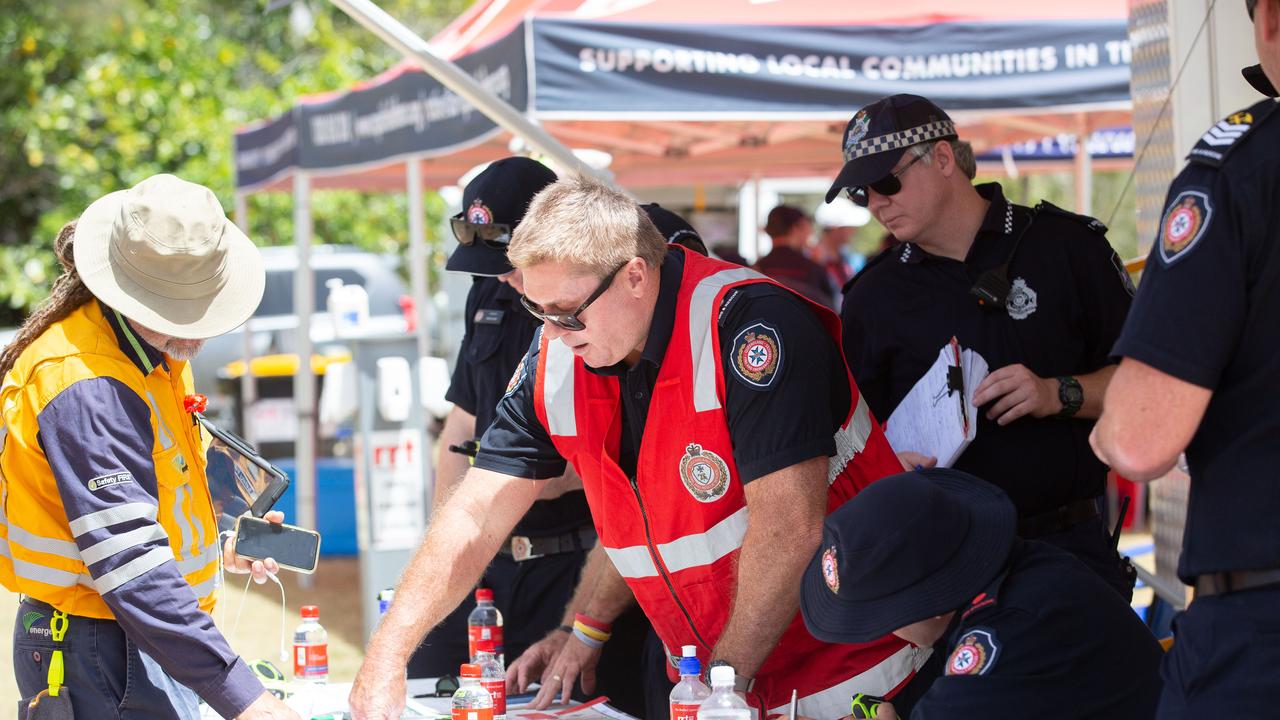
[46,609,68,696]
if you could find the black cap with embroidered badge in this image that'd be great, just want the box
[825,94,959,204]
[446,157,558,277]
[799,468,1017,644]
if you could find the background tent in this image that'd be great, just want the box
[235,0,1132,192]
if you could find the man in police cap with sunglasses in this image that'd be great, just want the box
[829,94,1137,599]
[1092,2,1280,715]
[411,157,609,693]
[352,174,932,720]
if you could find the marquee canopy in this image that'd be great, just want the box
[235,0,1131,192]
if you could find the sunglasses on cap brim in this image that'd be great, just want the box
[451,217,513,248]
[842,149,930,207]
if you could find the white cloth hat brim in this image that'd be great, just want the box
[73,188,266,340]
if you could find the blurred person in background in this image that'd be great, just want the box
[754,205,837,309]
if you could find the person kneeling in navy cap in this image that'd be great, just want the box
[800,469,1163,720]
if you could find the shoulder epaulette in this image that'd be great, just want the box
[1033,201,1107,235]
[1188,98,1278,167]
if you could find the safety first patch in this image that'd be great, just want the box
[730,322,782,389]
[1158,190,1213,265]
[88,471,134,492]
[946,628,1000,676]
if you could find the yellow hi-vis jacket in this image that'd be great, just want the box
[0,301,219,618]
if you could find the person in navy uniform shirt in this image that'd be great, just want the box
[828,93,1136,598]
[800,469,1162,719]
[1092,2,1280,716]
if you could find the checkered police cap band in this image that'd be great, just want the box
[843,120,958,162]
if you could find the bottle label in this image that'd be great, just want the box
[293,643,329,678]
[452,709,495,720]
[671,702,701,720]
[467,625,504,658]
[481,679,506,716]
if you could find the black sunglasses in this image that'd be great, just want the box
[433,675,459,697]
[451,217,513,249]
[520,262,627,332]
[844,146,931,207]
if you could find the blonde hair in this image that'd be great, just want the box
[508,175,667,277]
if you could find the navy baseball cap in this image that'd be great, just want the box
[446,157,558,276]
[800,468,1016,645]
[1243,64,1278,98]
[825,94,958,203]
[641,203,708,256]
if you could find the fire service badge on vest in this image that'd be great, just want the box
[679,443,731,502]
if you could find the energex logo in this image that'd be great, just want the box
[23,611,52,639]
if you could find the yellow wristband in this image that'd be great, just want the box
[573,620,611,642]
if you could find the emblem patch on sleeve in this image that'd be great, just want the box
[87,471,134,492]
[678,443,731,502]
[946,628,1000,676]
[730,322,782,389]
[504,355,527,398]
[1159,190,1213,265]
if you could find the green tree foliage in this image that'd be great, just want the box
[0,0,470,325]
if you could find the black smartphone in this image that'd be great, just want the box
[233,515,322,574]
[197,414,291,533]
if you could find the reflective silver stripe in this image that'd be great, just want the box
[688,267,767,412]
[656,506,748,574]
[768,645,930,719]
[828,394,874,486]
[176,542,219,576]
[603,544,659,579]
[0,537,94,588]
[172,485,195,557]
[543,338,577,437]
[79,523,168,566]
[188,572,218,600]
[68,502,157,537]
[93,546,172,594]
[6,522,80,560]
[144,391,175,450]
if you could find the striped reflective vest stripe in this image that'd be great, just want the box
[0,301,220,619]
[533,251,927,718]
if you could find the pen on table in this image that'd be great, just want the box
[788,688,797,720]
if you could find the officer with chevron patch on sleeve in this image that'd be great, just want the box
[1092,1,1280,717]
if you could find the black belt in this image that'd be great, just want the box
[1017,497,1100,539]
[1194,569,1280,597]
[498,527,596,562]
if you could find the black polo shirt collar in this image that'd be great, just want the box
[587,247,683,378]
[896,182,1014,270]
[100,301,167,375]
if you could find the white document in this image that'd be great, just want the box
[885,338,989,468]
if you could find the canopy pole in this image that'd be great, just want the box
[406,158,431,359]
[327,0,608,185]
[1073,114,1093,216]
[233,193,257,445]
[293,172,317,589]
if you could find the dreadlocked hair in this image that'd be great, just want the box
[0,221,96,379]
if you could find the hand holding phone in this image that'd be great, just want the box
[233,515,322,575]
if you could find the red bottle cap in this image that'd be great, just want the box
[460,663,481,678]
[475,588,494,602]
[301,605,319,619]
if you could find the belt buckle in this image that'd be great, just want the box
[510,535,542,562]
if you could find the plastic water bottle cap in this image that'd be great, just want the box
[681,645,697,658]
[678,656,700,677]
[709,665,735,687]
[301,605,319,619]
[460,663,481,678]
[475,588,494,602]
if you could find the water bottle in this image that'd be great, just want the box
[467,588,504,666]
[669,645,711,720]
[292,605,329,684]
[452,663,495,720]
[474,638,507,719]
[696,666,750,720]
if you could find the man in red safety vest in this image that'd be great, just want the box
[351,176,935,720]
